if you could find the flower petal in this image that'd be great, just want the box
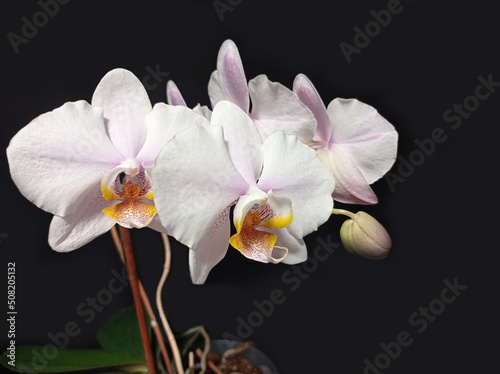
[327,98,398,184]
[210,101,263,185]
[248,75,317,142]
[7,101,122,217]
[152,124,248,284]
[147,215,168,234]
[188,207,232,284]
[193,104,212,120]
[293,74,332,144]
[91,68,152,159]
[257,131,335,239]
[317,144,378,205]
[207,70,227,108]
[166,80,187,106]
[216,39,249,112]
[136,103,209,167]
[48,185,115,252]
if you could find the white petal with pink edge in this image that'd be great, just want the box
[317,144,378,205]
[249,75,317,143]
[293,74,332,145]
[166,80,187,106]
[326,98,398,184]
[216,39,249,113]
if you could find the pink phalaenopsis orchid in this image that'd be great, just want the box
[7,68,201,252]
[152,101,335,284]
[293,74,398,205]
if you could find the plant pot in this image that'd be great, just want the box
[209,339,279,374]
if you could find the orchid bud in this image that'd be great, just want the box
[339,211,391,260]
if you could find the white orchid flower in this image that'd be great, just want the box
[207,39,317,142]
[7,68,201,252]
[293,74,398,205]
[152,101,335,284]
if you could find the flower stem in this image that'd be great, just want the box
[110,227,173,373]
[156,233,185,374]
[332,208,356,220]
[119,226,157,374]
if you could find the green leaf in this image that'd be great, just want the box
[0,346,147,373]
[97,306,150,361]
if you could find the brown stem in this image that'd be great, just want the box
[119,226,157,374]
[110,227,173,373]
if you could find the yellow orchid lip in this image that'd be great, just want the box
[101,165,157,229]
[229,189,293,264]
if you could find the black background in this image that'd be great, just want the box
[1,1,498,373]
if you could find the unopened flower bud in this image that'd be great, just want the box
[339,211,391,260]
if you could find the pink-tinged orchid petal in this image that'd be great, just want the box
[6,100,123,217]
[211,101,263,186]
[293,74,332,145]
[248,75,317,143]
[152,124,248,284]
[91,68,152,159]
[166,80,187,106]
[136,103,209,167]
[207,70,227,108]
[327,98,398,184]
[317,144,378,205]
[216,39,250,113]
[258,131,335,239]
[48,185,116,252]
[167,81,212,119]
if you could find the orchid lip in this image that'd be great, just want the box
[101,164,156,228]
[230,187,293,264]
